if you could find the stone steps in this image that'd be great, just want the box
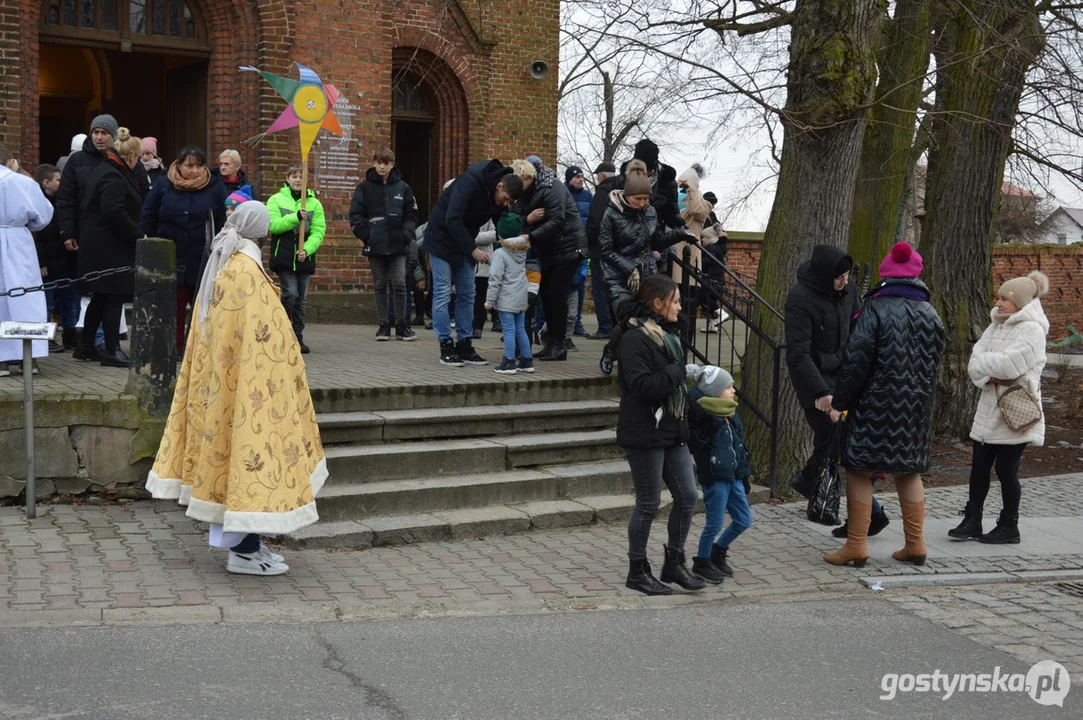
[316,400,620,446]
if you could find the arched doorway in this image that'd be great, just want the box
[38,0,211,166]
[391,48,470,220]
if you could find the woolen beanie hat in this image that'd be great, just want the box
[624,159,652,197]
[496,211,524,240]
[689,365,734,397]
[142,137,158,156]
[879,242,924,279]
[998,270,1050,307]
[564,166,584,183]
[703,191,718,205]
[90,114,118,139]
[594,161,616,175]
[224,185,253,209]
[633,139,660,172]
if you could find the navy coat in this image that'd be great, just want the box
[142,173,227,286]
[424,159,511,269]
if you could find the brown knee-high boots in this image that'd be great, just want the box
[824,497,871,568]
[892,499,927,565]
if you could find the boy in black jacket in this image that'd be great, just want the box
[33,164,71,353]
[686,364,753,585]
[349,147,420,342]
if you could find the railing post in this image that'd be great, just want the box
[126,238,178,417]
[680,246,693,359]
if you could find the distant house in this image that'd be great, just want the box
[1037,207,1083,245]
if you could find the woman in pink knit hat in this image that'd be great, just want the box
[824,242,945,569]
[141,137,164,187]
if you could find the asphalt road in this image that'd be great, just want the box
[0,596,1074,719]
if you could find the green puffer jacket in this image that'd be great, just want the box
[267,184,326,274]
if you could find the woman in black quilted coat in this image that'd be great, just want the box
[824,242,944,569]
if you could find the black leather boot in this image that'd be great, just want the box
[625,558,672,596]
[948,502,984,540]
[100,347,130,369]
[538,340,568,362]
[660,546,706,591]
[710,545,734,578]
[691,557,725,585]
[980,512,1020,544]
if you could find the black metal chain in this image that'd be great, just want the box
[0,264,187,299]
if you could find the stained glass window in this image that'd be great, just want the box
[394,76,431,114]
[129,0,145,34]
[81,0,95,27]
[184,3,194,38]
[169,0,181,36]
[102,0,117,30]
[151,0,165,34]
[62,0,76,26]
[47,3,59,24]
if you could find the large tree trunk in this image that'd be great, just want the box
[750,0,884,492]
[848,0,932,276]
[923,0,1045,438]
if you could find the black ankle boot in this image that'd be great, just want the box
[834,513,890,539]
[691,557,725,585]
[539,341,568,362]
[625,558,672,596]
[100,347,130,368]
[660,546,706,591]
[948,502,984,540]
[710,545,734,578]
[980,513,1020,544]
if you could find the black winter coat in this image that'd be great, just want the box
[55,136,106,242]
[142,173,227,286]
[831,279,945,475]
[424,159,510,269]
[687,388,752,486]
[33,193,67,279]
[586,162,686,258]
[784,245,862,409]
[617,321,689,448]
[597,191,689,301]
[349,167,419,256]
[78,152,143,296]
[212,167,258,201]
[514,177,583,269]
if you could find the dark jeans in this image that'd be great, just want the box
[81,293,126,352]
[370,254,407,324]
[624,445,698,562]
[231,534,260,554]
[539,258,579,346]
[589,257,613,334]
[802,407,885,518]
[969,441,1026,517]
[277,270,311,339]
[574,283,586,335]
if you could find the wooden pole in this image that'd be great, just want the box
[298,155,309,248]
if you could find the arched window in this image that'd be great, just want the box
[41,0,208,51]
[392,74,437,120]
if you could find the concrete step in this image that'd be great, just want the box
[505,429,621,467]
[317,400,619,446]
[323,430,622,485]
[283,483,772,550]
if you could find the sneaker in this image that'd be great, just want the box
[396,322,417,342]
[375,323,392,341]
[565,339,578,352]
[494,358,517,375]
[701,320,719,334]
[440,339,465,367]
[518,357,535,373]
[227,550,289,576]
[31,360,40,375]
[424,322,434,330]
[491,321,502,333]
[48,340,65,353]
[574,327,589,337]
[456,339,488,365]
[259,543,284,563]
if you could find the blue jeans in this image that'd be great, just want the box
[497,311,532,361]
[697,480,753,558]
[429,254,475,343]
[589,257,613,334]
[52,285,81,328]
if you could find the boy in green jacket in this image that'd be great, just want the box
[267,166,326,354]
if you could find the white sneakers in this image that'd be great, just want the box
[700,309,731,334]
[227,544,289,576]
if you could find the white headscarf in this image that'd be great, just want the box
[195,201,270,329]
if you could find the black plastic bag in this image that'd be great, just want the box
[807,425,843,526]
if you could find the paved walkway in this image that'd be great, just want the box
[0,322,618,401]
[2,473,1081,624]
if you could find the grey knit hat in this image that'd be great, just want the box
[691,365,734,397]
[90,114,118,139]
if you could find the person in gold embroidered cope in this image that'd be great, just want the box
[146,201,327,576]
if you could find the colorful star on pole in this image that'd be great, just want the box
[240,63,342,161]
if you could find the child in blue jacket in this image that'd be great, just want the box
[686,364,753,584]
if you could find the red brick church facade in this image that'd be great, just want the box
[1,0,558,314]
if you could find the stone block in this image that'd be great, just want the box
[516,500,595,530]
[364,514,450,546]
[0,475,56,499]
[52,477,93,495]
[282,521,374,550]
[435,506,532,540]
[0,427,79,479]
[69,426,147,488]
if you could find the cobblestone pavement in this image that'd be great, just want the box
[0,322,618,401]
[1,474,1081,626]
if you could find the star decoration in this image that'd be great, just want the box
[240,63,342,162]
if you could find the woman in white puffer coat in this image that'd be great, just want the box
[950,271,1050,545]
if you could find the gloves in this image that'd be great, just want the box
[627,269,640,293]
[296,210,314,223]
